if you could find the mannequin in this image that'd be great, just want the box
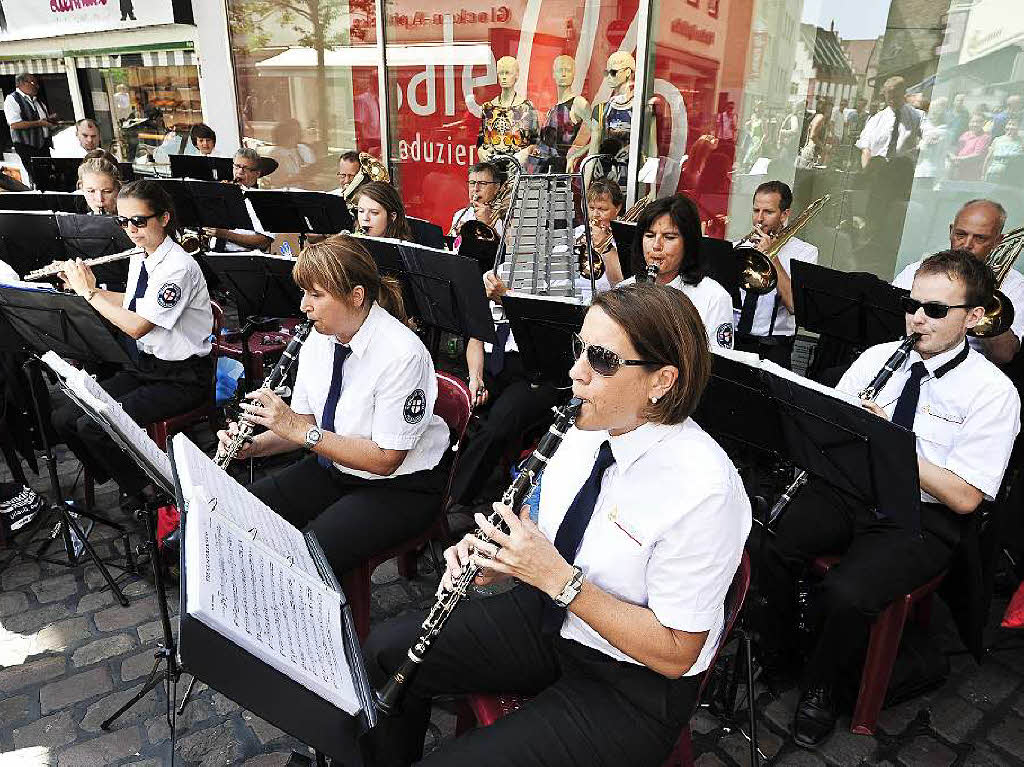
[477,56,538,166]
[583,52,648,186]
[540,55,589,168]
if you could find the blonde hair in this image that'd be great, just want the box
[293,234,408,324]
[77,157,121,189]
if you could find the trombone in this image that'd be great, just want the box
[735,194,831,294]
[969,225,1024,338]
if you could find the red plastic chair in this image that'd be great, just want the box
[456,551,753,767]
[145,301,224,450]
[811,555,944,736]
[345,371,473,640]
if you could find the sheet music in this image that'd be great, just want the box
[40,351,174,492]
[759,359,863,408]
[171,433,319,580]
[184,488,360,715]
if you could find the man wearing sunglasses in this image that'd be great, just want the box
[201,148,275,253]
[893,198,1021,365]
[760,249,1020,747]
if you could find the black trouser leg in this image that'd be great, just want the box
[450,360,560,504]
[365,585,698,767]
[249,455,444,575]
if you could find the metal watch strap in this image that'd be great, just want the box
[553,565,584,608]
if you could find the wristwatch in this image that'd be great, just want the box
[552,565,585,609]
[83,288,98,302]
[303,425,323,451]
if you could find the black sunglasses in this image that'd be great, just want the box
[900,296,974,319]
[572,334,657,376]
[114,213,160,229]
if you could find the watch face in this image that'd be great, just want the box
[306,427,322,444]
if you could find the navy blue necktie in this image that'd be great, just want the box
[128,260,148,312]
[486,323,511,377]
[892,361,927,430]
[318,344,352,467]
[737,288,760,335]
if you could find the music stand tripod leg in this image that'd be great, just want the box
[176,674,199,716]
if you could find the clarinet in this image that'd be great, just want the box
[376,397,583,715]
[766,333,921,526]
[639,263,660,282]
[215,320,315,469]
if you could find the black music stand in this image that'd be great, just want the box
[702,236,741,302]
[0,191,88,213]
[501,293,587,386]
[169,154,234,182]
[56,214,134,287]
[0,211,65,277]
[30,157,83,192]
[360,237,496,344]
[408,216,445,249]
[157,179,253,232]
[244,189,353,249]
[611,220,637,278]
[0,284,135,604]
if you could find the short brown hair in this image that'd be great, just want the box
[591,283,710,424]
[294,234,408,324]
[586,178,625,210]
[916,249,995,309]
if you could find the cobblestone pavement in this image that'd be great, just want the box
[2,436,1024,765]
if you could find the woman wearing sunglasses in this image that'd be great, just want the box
[51,179,214,505]
[366,282,751,767]
[624,194,736,350]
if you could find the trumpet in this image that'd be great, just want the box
[25,247,143,281]
[735,194,831,295]
[576,192,652,280]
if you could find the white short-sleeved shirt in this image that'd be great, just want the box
[538,420,751,674]
[123,237,213,360]
[620,273,735,350]
[290,302,450,479]
[892,258,1024,356]
[856,104,923,160]
[837,340,1020,502]
[221,197,275,252]
[450,205,505,238]
[732,236,818,337]
[0,259,19,283]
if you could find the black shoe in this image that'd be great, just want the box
[793,686,836,748]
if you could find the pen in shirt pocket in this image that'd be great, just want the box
[608,507,643,546]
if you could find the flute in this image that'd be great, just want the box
[25,247,143,281]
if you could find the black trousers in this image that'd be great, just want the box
[759,479,960,690]
[13,142,49,184]
[51,354,212,495]
[364,585,701,767]
[248,454,445,576]
[734,334,795,369]
[450,353,562,504]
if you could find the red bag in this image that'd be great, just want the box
[1001,581,1024,628]
[156,504,181,550]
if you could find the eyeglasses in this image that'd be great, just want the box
[900,296,974,319]
[336,172,355,179]
[572,334,656,376]
[114,213,159,229]
[468,180,498,188]
[605,68,629,77]
[233,163,259,174]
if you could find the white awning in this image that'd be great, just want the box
[0,57,66,75]
[254,44,491,76]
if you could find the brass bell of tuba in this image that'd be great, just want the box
[343,153,390,216]
[969,225,1024,338]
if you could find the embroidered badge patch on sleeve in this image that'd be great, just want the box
[157,282,182,308]
[716,323,734,349]
[403,389,427,424]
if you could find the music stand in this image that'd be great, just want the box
[0,284,135,603]
[0,191,88,213]
[792,260,906,348]
[55,213,134,287]
[360,237,496,344]
[30,157,83,192]
[501,293,587,386]
[0,211,65,277]
[702,236,741,302]
[408,216,445,249]
[611,220,637,278]
[169,154,234,182]
[244,189,353,249]
[156,179,253,232]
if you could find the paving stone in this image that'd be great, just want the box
[928,694,984,742]
[244,710,287,744]
[71,633,137,668]
[244,755,296,766]
[0,654,66,693]
[93,596,160,633]
[76,589,116,614]
[80,682,160,733]
[4,603,73,634]
[0,590,29,617]
[371,557,400,585]
[876,696,928,736]
[30,574,79,604]
[145,699,214,742]
[819,720,878,765]
[137,617,177,645]
[56,726,144,767]
[958,664,1019,711]
[209,690,241,715]
[372,582,413,613]
[12,710,76,750]
[0,693,37,728]
[772,750,828,766]
[175,722,245,767]
[963,743,1013,767]
[694,755,729,767]
[3,561,41,589]
[121,648,161,683]
[897,735,957,767]
[40,666,112,713]
[689,707,720,735]
[988,713,1024,759]
[719,728,784,765]
[763,687,799,733]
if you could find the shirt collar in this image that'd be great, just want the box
[335,301,383,358]
[908,338,967,377]
[143,236,175,270]
[605,421,681,474]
